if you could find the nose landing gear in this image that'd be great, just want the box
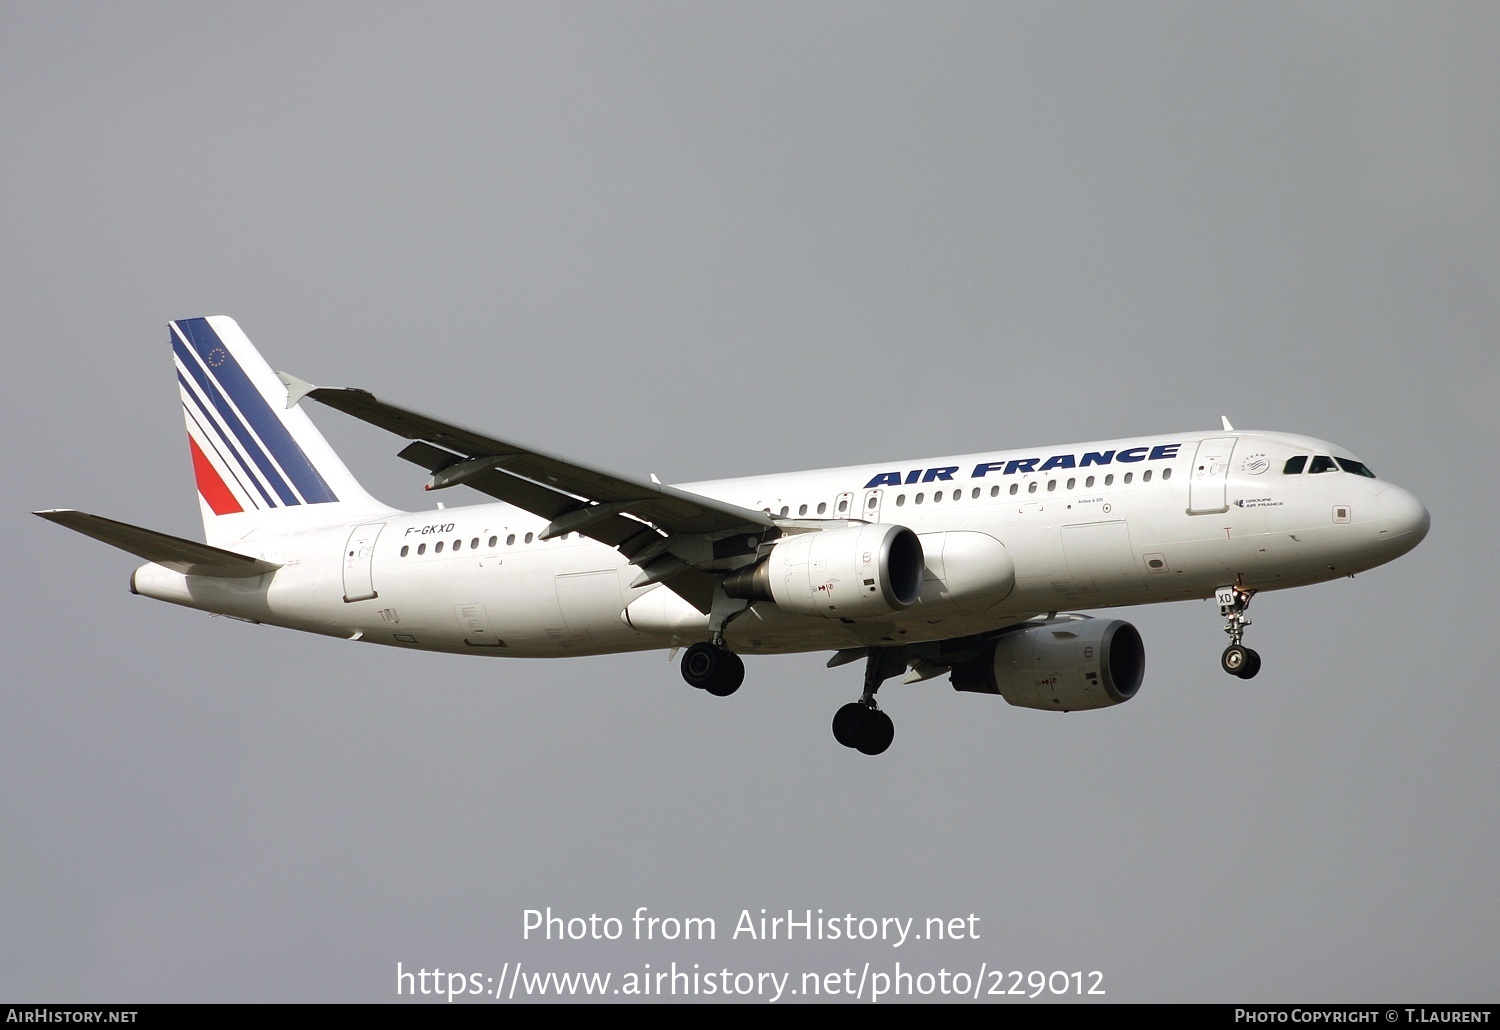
[1217,585,1261,679]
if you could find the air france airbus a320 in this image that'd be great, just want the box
[38,317,1430,754]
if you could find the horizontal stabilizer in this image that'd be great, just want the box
[34,509,281,578]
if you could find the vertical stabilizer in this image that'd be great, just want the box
[171,316,391,546]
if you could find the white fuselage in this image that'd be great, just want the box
[129,428,1429,658]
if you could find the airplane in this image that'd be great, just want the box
[36,316,1431,755]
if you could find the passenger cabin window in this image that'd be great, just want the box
[1284,455,1308,474]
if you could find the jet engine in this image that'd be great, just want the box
[723,523,923,620]
[950,616,1144,711]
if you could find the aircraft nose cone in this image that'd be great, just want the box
[1373,485,1430,552]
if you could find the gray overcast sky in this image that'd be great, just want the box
[2,2,1495,1003]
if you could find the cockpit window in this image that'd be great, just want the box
[1283,453,1376,477]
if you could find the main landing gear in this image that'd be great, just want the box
[832,702,894,755]
[680,586,750,697]
[1217,585,1261,679]
[832,648,905,756]
[680,641,744,697]
[678,636,906,754]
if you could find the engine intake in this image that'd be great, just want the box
[724,524,924,620]
[950,616,1144,711]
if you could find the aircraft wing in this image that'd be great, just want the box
[34,509,280,578]
[294,382,778,612]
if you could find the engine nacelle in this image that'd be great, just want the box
[950,616,1144,711]
[724,523,924,620]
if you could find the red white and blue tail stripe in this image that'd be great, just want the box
[172,316,386,543]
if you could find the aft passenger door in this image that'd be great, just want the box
[1187,437,1236,515]
[342,523,385,602]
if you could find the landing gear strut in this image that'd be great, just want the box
[832,648,905,755]
[1217,585,1261,679]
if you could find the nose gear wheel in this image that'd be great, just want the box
[1221,643,1262,679]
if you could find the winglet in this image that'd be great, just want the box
[1221,416,1235,432]
[276,371,318,409]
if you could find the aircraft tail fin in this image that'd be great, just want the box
[171,316,390,546]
